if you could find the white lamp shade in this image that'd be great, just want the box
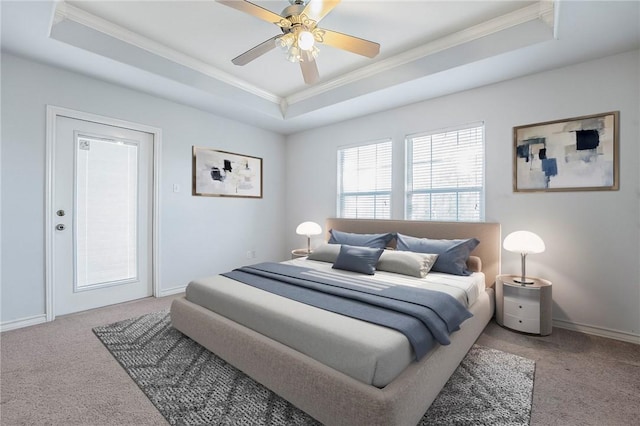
[296,221,322,236]
[503,231,545,254]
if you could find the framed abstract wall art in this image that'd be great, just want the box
[192,146,263,198]
[513,111,619,192]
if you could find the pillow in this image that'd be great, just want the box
[328,230,394,249]
[467,255,482,273]
[306,243,341,263]
[396,233,480,276]
[332,244,384,275]
[376,251,439,278]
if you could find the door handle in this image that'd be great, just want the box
[56,224,66,231]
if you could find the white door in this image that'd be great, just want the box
[53,116,153,316]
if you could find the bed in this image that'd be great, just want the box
[170,218,501,426]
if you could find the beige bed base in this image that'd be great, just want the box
[170,219,501,425]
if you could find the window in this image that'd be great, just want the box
[337,140,392,219]
[406,124,484,222]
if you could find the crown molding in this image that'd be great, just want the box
[285,0,555,106]
[53,1,282,105]
[51,0,554,118]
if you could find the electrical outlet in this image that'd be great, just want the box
[246,250,256,259]
[172,184,180,193]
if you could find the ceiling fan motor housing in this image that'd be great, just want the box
[282,1,307,20]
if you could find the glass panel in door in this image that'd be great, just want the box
[75,135,139,290]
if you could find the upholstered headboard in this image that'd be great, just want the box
[325,218,501,288]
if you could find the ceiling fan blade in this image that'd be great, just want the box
[217,0,284,25]
[300,53,320,85]
[302,0,341,23]
[320,29,380,58]
[232,35,282,66]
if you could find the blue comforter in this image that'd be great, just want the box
[222,262,472,360]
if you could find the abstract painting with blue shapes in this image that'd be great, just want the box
[513,112,618,192]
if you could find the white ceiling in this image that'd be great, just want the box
[2,1,639,134]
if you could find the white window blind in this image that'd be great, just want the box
[406,124,484,222]
[76,136,139,289]
[337,140,392,219]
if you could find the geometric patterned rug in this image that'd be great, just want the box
[93,311,535,425]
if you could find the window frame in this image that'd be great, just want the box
[336,138,393,219]
[404,122,485,222]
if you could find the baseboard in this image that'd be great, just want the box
[1,290,185,331]
[1,314,47,332]
[553,319,640,345]
[158,285,186,297]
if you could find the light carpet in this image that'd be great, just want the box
[93,311,534,425]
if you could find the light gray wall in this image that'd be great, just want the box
[3,49,639,339]
[285,49,640,339]
[1,53,287,324]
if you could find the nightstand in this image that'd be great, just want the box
[495,274,552,335]
[291,249,310,259]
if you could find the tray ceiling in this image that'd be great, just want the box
[2,1,639,134]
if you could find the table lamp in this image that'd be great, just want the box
[296,221,322,254]
[503,230,545,285]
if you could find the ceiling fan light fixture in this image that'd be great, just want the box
[298,30,315,50]
[286,45,301,62]
[276,33,295,50]
[278,27,319,63]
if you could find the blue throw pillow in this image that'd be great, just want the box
[396,233,480,276]
[332,244,384,275]
[328,230,394,249]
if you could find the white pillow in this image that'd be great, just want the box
[376,251,438,278]
[306,243,341,263]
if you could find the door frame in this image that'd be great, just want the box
[45,105,162,322]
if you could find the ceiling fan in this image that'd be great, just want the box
[216,0,380,85]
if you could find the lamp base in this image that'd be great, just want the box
[513,277,535,285]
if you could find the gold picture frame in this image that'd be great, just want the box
[192,146,263,198]
[513,111,619,192]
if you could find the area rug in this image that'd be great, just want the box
[94,311,535,425]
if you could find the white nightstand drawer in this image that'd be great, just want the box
[504,297,539,319]
[504,313,540,334]
[496,275,552,336]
